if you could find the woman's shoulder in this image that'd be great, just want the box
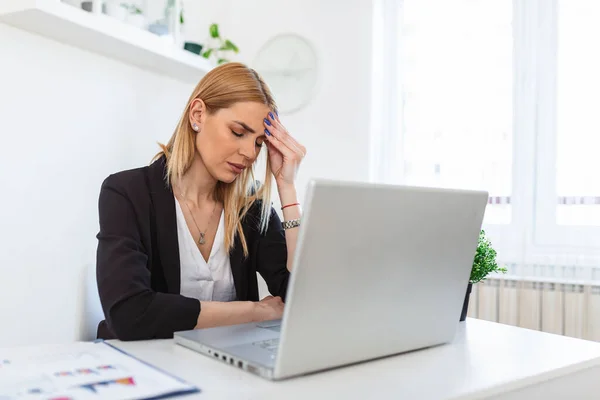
[100,157,166,201]
[103,154,164,185]
[101,164,151,194]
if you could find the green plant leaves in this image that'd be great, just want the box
[122,3,142,14]
[201,49,213,59]
[221,40,239,53]
[203,24,237,63]
[469,230,507,284]
[210,23,220,39]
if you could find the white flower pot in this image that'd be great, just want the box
[126,13,147,29]
[62,0,82,7]
[105,2,127,21]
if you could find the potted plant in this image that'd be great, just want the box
[124,4,146,29]
[105,1,128,21]
[201,23,239,65]
[460,230,507,321]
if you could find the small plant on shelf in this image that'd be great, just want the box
[201,23,239,65]
[121,3,142,14]
[119,2,145,28]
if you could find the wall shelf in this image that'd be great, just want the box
[0,0,212,83]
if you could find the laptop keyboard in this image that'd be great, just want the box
[252,338,280,352]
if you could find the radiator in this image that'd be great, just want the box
[468,276,600,342]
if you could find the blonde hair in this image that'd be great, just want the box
[154,62,277,257]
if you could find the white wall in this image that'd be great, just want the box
[184,0,374,205]
[0,0,373,346]
[0,23,192,346]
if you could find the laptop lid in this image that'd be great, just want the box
[274,179,488,379]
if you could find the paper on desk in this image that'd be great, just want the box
[0,341,199,400]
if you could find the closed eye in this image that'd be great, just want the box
[231,126,264,147]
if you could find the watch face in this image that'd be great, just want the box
[252,34,319,114]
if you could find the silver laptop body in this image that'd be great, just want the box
[174,179,488,380]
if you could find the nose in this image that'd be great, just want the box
[239,136,257,160]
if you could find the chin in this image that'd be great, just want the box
[208,165,238,184]
[217,171,239,184]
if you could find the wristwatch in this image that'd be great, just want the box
[282,218,301,230]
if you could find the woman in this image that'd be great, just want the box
[96,62,306,341]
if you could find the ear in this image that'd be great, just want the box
[188,98,206,132]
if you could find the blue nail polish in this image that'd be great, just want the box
[264,118,271,126]
[265,128,271,136]
[269,112,275,120]
[275,110,279,116]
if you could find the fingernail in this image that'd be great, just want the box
[264,128,271,136]
[264,118,271,126]
[275,110,279,116]
[269,112,275,120]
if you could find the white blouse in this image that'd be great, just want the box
[175,198,237,302]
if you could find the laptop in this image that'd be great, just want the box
[174,179,488,380]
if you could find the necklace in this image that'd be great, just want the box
[178,189,218,246]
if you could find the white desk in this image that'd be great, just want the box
[107,318,600,399]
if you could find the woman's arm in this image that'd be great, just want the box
[196,296,284,329]
[263,111,306,272]
[278,185,301,272]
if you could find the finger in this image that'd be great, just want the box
[265,141,284,165]
[286,135,306,158]
[264,130,296,159]
[267,114,306,157]
[265,140,280,157]
[269,111,279,122]
[264,122,303,158]
[266,113,293,143]
[267,114,290,139]
[261,295,274,301]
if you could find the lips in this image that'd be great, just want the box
[228,162,246,174]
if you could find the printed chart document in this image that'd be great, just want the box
[0,341,199,400]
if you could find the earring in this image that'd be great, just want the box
[192,123,199,132]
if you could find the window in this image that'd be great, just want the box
[556,1,600,227]
[372,0,600,261]
[535,0,600,248]
[399,0,512,225]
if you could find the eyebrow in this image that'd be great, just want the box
[233,120,256,134]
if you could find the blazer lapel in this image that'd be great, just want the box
[147,156,181,295]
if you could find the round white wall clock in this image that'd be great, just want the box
[252,33,319,114]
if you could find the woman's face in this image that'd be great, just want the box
[191,100,270,183]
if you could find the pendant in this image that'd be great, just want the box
[198,233,206,245]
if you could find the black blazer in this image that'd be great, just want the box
[95,156,290,341]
